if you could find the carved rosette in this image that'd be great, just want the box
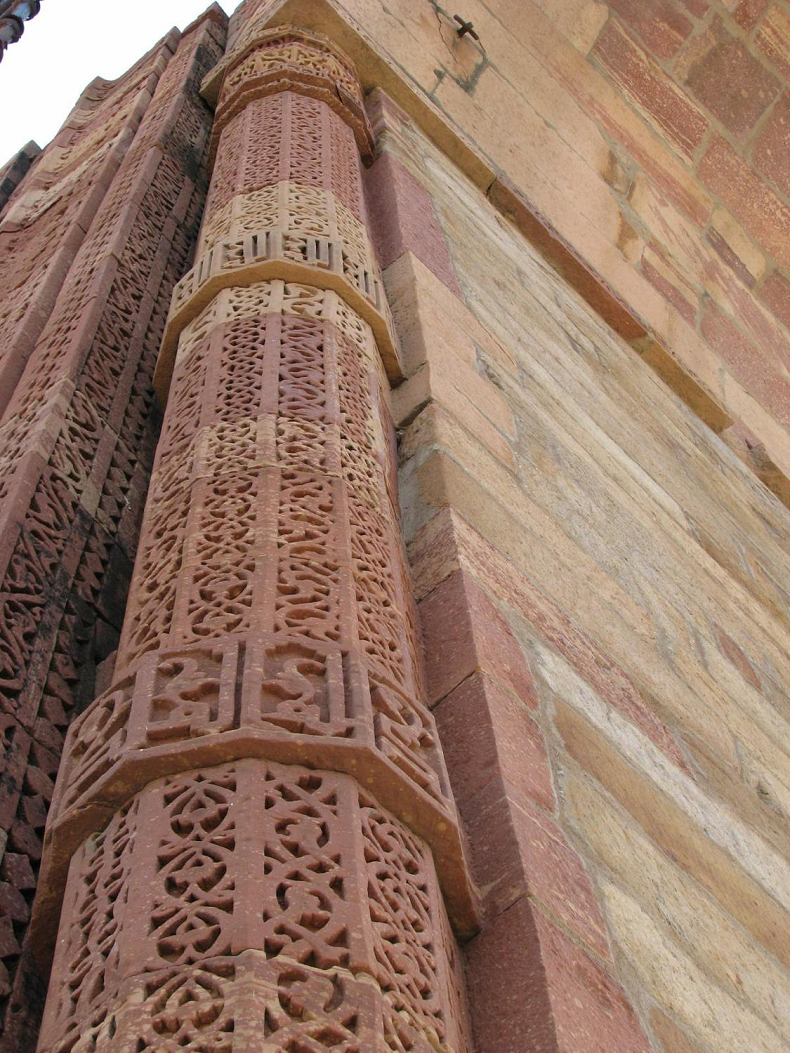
[37,24,475,1053]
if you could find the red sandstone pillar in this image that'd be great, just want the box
[0,17,225,1050]
[35,25,475,1053]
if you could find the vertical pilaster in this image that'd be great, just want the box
[36,24,475,1053]
[0,17,225,1052]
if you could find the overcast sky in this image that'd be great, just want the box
[0,0,245,164]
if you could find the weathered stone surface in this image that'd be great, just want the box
[3,3,789,1052]
[467,899,649,1053]
[364,148,462,295]
[594,20,708,160]
[384,81,789,1053]
[564,771,790,1038]
[675,16,781,138]
[38,760,468,1053]
[35,21,474,1053]
[0,16,226,1047]
[270,0,790,476]
[753,90,790,198]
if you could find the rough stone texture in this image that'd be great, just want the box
[1,2,788,1052]
[34,22,473,1053]
[0,13,226,1050]
[254,0,790,491]
[373,88,789,1052]
[40,760,469,1053]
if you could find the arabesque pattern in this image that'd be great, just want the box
[40,761,467,1053]
[0,19,225,1050]
[37,23,474,1053]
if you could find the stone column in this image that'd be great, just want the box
[35,26,475,1053]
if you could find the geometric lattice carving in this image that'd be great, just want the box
[203,29,374,159]
[38,18,474,1053]
[156,29,402,397]
[38,761,469,1053]
[0,21,224,1048]
[157,204,400,396]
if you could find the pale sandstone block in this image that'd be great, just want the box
[601,882,787,1053]
[554,700,790,969]
[564,771,790,1033]
[708,207,768,285]
[541,651,790,913]
[435,70,625,252]
[392,371,516,468]
[650,1008,710,1053]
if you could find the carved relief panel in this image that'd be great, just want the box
[37,22,475,1053]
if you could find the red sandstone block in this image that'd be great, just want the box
[706,226,758,289]
[606,0,694,60]
[467,794,611,956]
[0,917,20,959]
[705,256,790,373]
[0,882,29,924]
[593,21,708,161]
[28,740,59,781]
[640,244,698,324]
[8,819,41,861]
[19,792,47,831]
[465,896,556,1053]
[0,853,35,890]
[467,899,649,1053]
[758,269,790,331]
[679,0,711,15]
[436,670,555,816]
[677,16,781,138]
[753,90,790,199]
[734,0,769,30]
[39,693,68,731]
[0,720,30,831]
[532,908,650,1052]
[755,4,790,80]
[701,300,790,426]
[364,151,462,296]
[419,568,537,706]
[698,135,790,270]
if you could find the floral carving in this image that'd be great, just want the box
[38,21,473,1053]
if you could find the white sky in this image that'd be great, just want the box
[0,0,245,165]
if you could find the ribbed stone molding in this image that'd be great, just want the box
[155,28,398,398]
[36,21,475,1053]
[202,26,374,157]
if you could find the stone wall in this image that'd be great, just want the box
[366,80,789,1053]
[1,2,787,1052]
[240,0,790,496]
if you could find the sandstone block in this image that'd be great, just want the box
[755,3,790,80]
[676,16,781,138]
[607,0,694,60]
[753,89,790,198]
[594,20,708,161]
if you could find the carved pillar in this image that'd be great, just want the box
[35,27,475,1053]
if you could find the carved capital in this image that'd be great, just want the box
[204,28,374,161]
